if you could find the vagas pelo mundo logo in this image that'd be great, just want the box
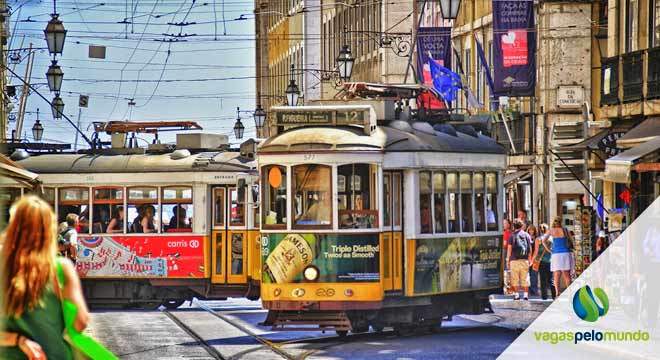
[534,285,650,345]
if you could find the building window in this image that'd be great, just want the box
[652,0,660,47]
[625,0,638,52]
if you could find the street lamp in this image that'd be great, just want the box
[46,60,64,93]
[32,109,44,142]
[253,104,266,133]
[336,45,355,81]
[51,95,64,119]
[440,0,462,20]
[44,14,67,55]
[285,65,300,107]
[233,107,245,140]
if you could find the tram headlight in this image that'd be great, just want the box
[274,288,281,297]
[344,289,354,297]
[303,265,320,282]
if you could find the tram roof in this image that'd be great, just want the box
[258,122,505,154]
[15,151,256,174]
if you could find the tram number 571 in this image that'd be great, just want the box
[303,153,316,161]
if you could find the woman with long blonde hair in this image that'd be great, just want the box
[1,195,90,360]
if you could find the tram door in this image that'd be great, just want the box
[211,187,248,284]
[382,172,403,291]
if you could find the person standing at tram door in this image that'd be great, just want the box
[231,234,243,274]
[507,219,533,300]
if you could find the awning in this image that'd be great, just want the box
[617,117,660,148]
[604,136,660,183]
[504,170,531,185]
[0,154,39,188]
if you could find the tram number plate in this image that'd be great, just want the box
[303,153,315,161]
[275,110,366,126]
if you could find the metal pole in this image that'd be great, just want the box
[403,0,427,84]
[15,43,34,139]
[74,107,82,151]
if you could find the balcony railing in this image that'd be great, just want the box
[601,47,660,105]
[600,56,619,106]
[622,51,644,103]
[494,112,535,156]
[649,47,660,100]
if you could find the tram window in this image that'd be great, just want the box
[230,233,244,275]
[0,188,22,224]
[26,187,55,207]
[474,173,486,232]
[433,172,446,233]
[127,187,158,234]
[263,166,287,228]
[229,188,245,227]
[57,188,90,233]
[92,187,124,234]
[460,173,474,232]
[338,164,378,229]
[383,174,391,227]
[161,186,193,232]
[393,173,402,227]
[213,188,225,227]
[292,164,332,228]
[486,173,499,231]
[447,173,460,233]
[418,171,432,234]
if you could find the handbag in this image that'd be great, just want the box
[531,246,545,272]
[56,258,118,360]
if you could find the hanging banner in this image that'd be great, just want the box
[492,0,536,96]
[417,27,452,109]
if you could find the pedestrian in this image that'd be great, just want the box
[516,209,531,230]
[526,225,540,296]
[507,219,533,300]
[60,213,79,264]
[0,196,90,359]
[550,217,574,296]
[532,224,556,300]
[502,218,513,294]
[595,230,609,259]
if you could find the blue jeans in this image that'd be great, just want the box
[529,266,539,295]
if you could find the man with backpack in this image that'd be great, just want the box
[506,219,533,300]
[59,213,79,263]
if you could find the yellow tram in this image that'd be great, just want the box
[258,101,506,334]
[6,134,261,308]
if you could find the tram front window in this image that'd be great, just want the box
[447,173,460,233]
[474,173,486,232]
[338,163,378,229]
[486,173,499,231]
[292,164,331,228]
[433,172,446,233]
[418,171,432,234]
[263,166,287,227]
[461,173,474,232]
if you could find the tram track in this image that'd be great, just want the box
[166,300,507,360]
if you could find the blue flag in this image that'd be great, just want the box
[429,58,462,102]
[596,193,604,221]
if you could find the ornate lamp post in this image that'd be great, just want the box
[336,45,355,82]
[46,60,63,93]
[32,109,44,142]
[51,95,64,119]
[440,0,462,20]
[44,14,67,55]
[285,65,300,107]
[253,104,266,136]
[233,107,245,140]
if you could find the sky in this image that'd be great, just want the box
[6,0,257,148]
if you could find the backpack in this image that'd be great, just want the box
[512,230,531,258]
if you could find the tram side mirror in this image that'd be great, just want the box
[237,178,246,200]
[252,186,259,204]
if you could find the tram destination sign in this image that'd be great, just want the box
[271,105,376,134]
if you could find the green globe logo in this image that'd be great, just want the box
[572,285,609,322]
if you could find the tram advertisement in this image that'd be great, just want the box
[262,233,380,283]
[76,235,206,278]
[413,236,501,294]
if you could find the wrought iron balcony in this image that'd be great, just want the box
[494,112,536,156]
[600,56,619,106]
[622,51,644,103]
[648,47,660,100]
